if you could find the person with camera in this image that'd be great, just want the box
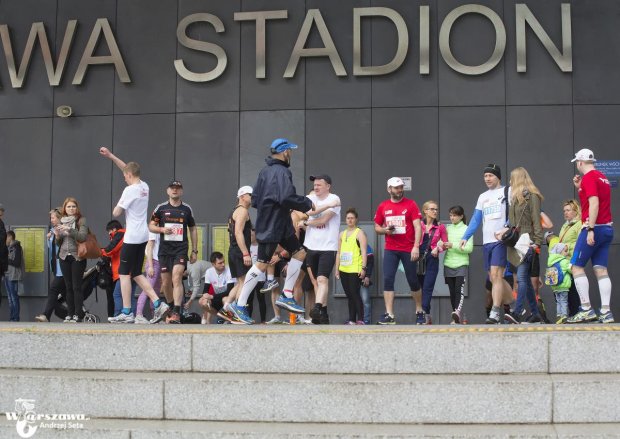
[460,164,513,324]
[502,167,544,324]
[374,177,422,325]
[55,197,88,323]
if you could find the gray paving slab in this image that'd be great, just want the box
[552,374,620,423]
[549,332,620,373]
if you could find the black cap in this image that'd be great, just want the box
[483,164,501,180]
[309,174,332,184]
[168,180,183,188]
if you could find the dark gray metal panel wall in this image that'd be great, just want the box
[2,0,620,323]
[52,0,117,117]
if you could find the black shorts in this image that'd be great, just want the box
[274,259,288,278]
[159,253,188,273]
[211,291,230,311]
[229,248,250,278]
[306,250,337,278]
[485,275,514,291]
[119,242,147,277]
[530,252,540,277]
[257,234,304,264]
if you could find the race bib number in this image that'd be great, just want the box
[482,200,502,220]
[386,215,406,234]
[164,223,183,241]
[340,252,353,266]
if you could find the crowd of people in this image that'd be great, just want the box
[0,142,614,325]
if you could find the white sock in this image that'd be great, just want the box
[598,276,612,311]
[574,274,591,309]
[237,265,264,306]
[267,274,274,281]
[282,258,303,298]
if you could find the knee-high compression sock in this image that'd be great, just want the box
[282,259,303,298]
[598,275,612,311]
[237,266,264,307]
[573,274,591,309]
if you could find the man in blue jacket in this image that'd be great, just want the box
[230,138,314,324]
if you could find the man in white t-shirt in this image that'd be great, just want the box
[300,175,341,324]
[198,251,237,323]
[99,147,170,324]
[460,164,513,324]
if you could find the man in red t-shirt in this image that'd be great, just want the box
[567,148,615,324]
[374,177,422,324]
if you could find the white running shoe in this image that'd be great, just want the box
[109,312,135,324]
[134,315,150,324]
[150,302,170,324]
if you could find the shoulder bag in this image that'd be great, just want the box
[77,228,102,260]
[417,226,437,276]
[501,192,529,248]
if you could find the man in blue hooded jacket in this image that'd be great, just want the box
[229,138,314,324]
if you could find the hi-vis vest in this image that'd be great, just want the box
[339,228,362,273]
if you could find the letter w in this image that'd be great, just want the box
[5,412,19,421]
[0,20,76,88]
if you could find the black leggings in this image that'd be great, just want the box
[340,271,363,322]
[445,276,465,313]
[59,256,87,318]
[44,275,66,320]
[247,282,267,323]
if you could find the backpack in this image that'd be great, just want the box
[544,262,565,286]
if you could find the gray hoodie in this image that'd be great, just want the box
[5,240,24,281]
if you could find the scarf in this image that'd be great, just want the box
[61,215,77,229]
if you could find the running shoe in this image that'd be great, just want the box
[345,321,356,325]
[109,312,135,324]
[217,308,234,323]
[275,295,305,314]
[356,321,365,325]
[166,311,181,324]
[566,308,598,324]
[309,304,322,321]
[150,302,170,324]
[504,312,521,324]
[598,310,615,324]
[63,315,72,323]
[296,315,312,325]
[522,314,542,324]
[415,312,425,325]
[485,309,500,324]
[260,278,279,293]
[134,315,150,325]
[266,316,286,324]
[377,313,396,325]
[34,314,49,323]
[229,303,253,324]
[451,310,461,324]
[555,315,568,324]
[425,314,433,325]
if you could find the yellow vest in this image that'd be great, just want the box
[339,228,362,273]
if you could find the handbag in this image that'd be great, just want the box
[501,190,529,248]
[77,228,102,260]
[416,226,437,276]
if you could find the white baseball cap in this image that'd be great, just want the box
[571,148,596,163]
[237,186,253,197]
[387,177,404,188]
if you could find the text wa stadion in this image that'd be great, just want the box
[0,3,572,89]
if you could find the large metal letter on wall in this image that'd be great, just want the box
[439,4,506,75]
[174,13,228,82]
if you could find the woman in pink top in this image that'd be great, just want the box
[417,200,448,324]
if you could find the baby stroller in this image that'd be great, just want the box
[54,264,102,323]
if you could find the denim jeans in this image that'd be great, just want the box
[112,280,138,316]
[360,284,371,324]
[515,250,539,317]
[417,253,439,314]
[4,278,20,321]
[555,291,568,317]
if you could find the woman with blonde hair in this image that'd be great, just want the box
[55,197,88,323]
[503,168,544,324]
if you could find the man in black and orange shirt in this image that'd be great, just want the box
[149,180,197,323]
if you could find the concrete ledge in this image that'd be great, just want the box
[192,332,549,374]
[549,332,620,373]
[2,419,619,438]
[553,375,620,423]
[0,330,192,372]
[0,370,164,419]
[164,373,552,424]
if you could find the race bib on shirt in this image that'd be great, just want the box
[386,215,406,234]
[164,223,183,241]
[482,199,502,220]
[340,252,353,266]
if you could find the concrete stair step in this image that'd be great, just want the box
[1,369,619,424]
[1,323,619,374]
[1,419,620,438]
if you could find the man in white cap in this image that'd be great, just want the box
[221,186,254,320]
[567,148,614,323]
[373,177,422,324]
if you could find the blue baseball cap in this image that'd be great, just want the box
[270,138,298,153]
